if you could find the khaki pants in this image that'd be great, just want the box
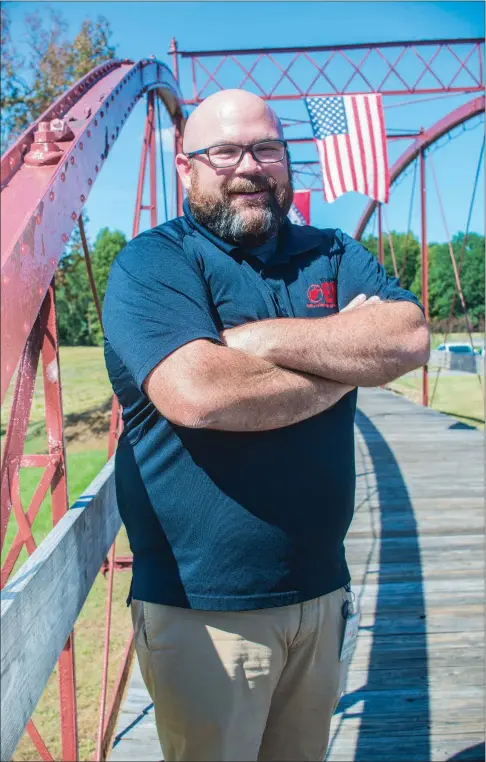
[132,588,351,762]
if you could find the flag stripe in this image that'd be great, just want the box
[364,95,379,201]
[376,93,390,203]
[369,94,385,203]
[327,136,344,198]
[333,134,348,198]
[317,138,337,203]
[344,134,358,193]
[345,97,365,194]
[352,96,370,197]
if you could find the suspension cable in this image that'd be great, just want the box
[155,94,169,223]
[428,151,483,400]
[78,215,103,330]
[400,157,418,282]
[430,137,485,405]
[382,207,399,279]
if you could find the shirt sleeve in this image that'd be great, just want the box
[333,229,424,314]
[102,229,223,390]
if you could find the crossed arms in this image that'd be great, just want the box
[144,294,430,432]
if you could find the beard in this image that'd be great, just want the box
[187,166,294,248]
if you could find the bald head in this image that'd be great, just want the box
[182,90,283,153]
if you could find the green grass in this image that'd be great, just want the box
[430,331,484,350]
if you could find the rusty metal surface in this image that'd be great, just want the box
[1,59,186,404]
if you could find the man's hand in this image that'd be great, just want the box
[340,293,382,312]
[221,294,382,353]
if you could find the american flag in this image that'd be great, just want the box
[305,95,390,204]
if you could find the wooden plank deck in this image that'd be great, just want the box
[109,387,484,762]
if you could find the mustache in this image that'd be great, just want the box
[225,176,277,195]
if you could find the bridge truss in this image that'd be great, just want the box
[0,36,484,762]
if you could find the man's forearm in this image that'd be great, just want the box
[222,302,430,387]
[145,340,353,432]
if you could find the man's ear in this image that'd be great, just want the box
[175,153,192,191]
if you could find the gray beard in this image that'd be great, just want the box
[193,200,280,247]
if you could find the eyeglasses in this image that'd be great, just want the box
[185,140,288,168]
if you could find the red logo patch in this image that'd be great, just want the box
[306,281,337,309]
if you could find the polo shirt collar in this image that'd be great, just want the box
[183,198,322,265]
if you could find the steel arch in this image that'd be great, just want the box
[1,58,187,403]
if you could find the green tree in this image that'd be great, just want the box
[55,217,92,346]
[56,222,126,346]
[361,231,420,293]
[413,232,485,329]
[1,7,116,150]
[87,228,128,345]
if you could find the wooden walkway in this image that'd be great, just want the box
[109,387,484,762]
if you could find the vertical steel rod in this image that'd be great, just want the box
[148,91,158,228]
[377,203,384,265]
[39,282,79,761]
[420,145,429,407]
[170,38,185,217]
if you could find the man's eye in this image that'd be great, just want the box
[212,146,239,157]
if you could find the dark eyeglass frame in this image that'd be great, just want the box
[185,139,288,167]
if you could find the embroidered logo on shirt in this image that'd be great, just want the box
[306,281,337,309]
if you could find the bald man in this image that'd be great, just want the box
[103,89,429,761]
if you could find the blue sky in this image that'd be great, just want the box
[6,1,485,244]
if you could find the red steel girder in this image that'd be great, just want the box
[176,38,484,103]
[1,59,186,404]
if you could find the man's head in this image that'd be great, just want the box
[176,90,293,247]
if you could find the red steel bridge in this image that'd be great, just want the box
[1,38,484,761]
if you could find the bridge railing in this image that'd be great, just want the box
[1,461,120,761]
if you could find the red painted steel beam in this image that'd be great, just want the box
[178,38,484,58]
[177,39,484,102]
[1,59,187,404]
[354,95,485,240]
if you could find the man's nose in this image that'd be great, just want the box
[235,149,262,173]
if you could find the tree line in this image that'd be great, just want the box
[362,230,484,331]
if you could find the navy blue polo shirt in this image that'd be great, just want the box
[103,200,422,611]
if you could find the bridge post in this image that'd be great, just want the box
[420,142,429,407]
[170,38,184,217]
[377,203,384,265]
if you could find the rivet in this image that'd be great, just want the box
[21,243,30,255]
[100,153,104,161]
[111,134,115,140]
[111,95,114,102]
[95,165,99,172]
[62,233,68,242]
[79,142,83,150]
[100,111,104,118]
[87,130,91,137]
[70,156,75,164]
[71,212,77,220]
[94,119,98,126]
[80,194,86,202]
[88,178,93,186]
[36,214,42,225]
[49,191,55,201]
[61,173,66,181]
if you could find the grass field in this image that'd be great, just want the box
[2,337,483,759]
